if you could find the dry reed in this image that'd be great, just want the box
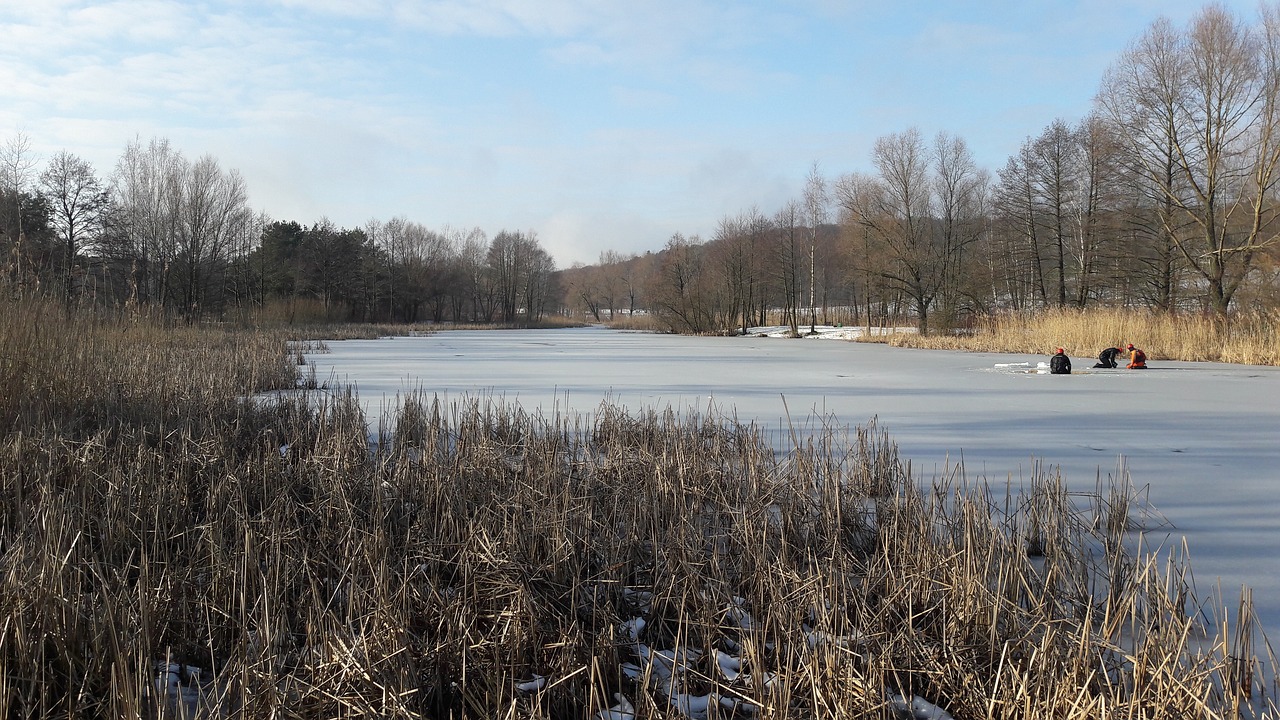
[871,307,1280,366]
[602,314,671,333]
[0,294,1274,718]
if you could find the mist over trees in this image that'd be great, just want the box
[3,3,1279,331]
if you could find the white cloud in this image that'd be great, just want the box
[272,0,391,19]
[545,40,615,66]
[541,208,670,266]
[608,85,676,111]
[385,0,583,37]
[69,1,195,44]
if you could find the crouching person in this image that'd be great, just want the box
[1126,343,1147,369]
[1094,346,1121,368]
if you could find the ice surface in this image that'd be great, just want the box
[304,326,1280,633]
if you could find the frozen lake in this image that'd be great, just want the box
[305,326,1280,633]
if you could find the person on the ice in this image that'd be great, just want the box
[1050,347,1072,374]
[1126,343,1147,369]
[1094,345,1122,368]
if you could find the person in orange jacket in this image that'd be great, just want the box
[1126,343,1147,369]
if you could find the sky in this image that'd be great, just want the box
[0,0,1267,267]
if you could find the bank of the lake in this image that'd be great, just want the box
[3,295,1276,718]
[307,326,1280,634]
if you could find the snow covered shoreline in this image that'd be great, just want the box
[741,324,916,340]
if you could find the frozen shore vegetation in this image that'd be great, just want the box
[0,296,1274,718]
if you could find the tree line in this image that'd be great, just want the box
[561,4,1280,334]
[1,136,558,324]
[5,4,1279,332]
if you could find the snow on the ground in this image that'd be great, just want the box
[744,324,915,340]
[587,601,912,720]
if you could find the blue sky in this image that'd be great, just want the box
[0,0,1265,266]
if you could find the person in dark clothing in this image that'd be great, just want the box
[1094,346,1121,368]
[1126,343,1147,369]
[1049,348,1072,375]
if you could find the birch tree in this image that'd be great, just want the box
[803,162,828,332]
[109,137,185,306]
[1,132,40,288]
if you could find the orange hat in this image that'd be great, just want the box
[1126,343,1134,349]
[1056,347,1064,353]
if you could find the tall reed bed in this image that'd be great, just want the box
[603,313,674,333]
[271,318,583,343]
[0,294,1273,718]
[876,308,1280,365]
[0,296,298,435]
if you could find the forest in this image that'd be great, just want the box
[4,5,1280,334]
[0,136,559,325]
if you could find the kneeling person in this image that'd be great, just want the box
[1094,346,1121,368]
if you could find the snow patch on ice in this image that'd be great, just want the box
[745,324,915,340]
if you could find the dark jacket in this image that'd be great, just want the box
[1050,352,1072,375]
[1094,347,1120,368]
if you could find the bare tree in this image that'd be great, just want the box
[713,209,771,335]
[932,131,987,324]
[1,132,38,240]
[522,240,557,321]
[1027,120,1078,306]
[836,172,887,327]
[773,200,804,336]
[839,128,943,333]
[1099,5,1280,314]
[457,228,492,322]
[1,132,40,287]
[41,151,110,304]
[1098,19,1187,309]
[173,155,250,317]
[1072,114,1125,306]
[377,216,461,321]
[563,262,604,321]
[803,162,828,332]
[487,230,554,323]
[651,233,723,333]
[615,251,643,317]
[109,137,185,307]
[228,209,272,310]
[993,144,1049,307]
[414,224,459,322]
[596,250,622,320]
